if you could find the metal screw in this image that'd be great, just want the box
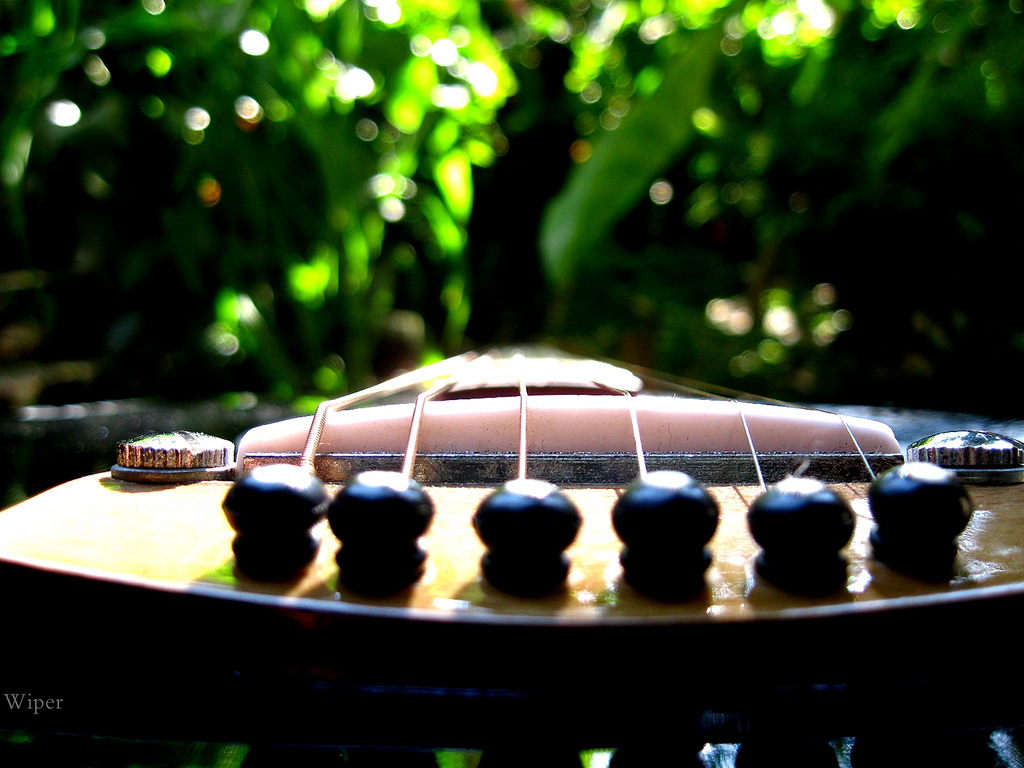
[112,430,236,483]
[907,430,1024,484]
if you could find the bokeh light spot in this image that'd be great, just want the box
[431,84,470,109]
[356,118,379,141]
[410,34,431,57]
[706,297,754,335]
[379,197,406,222]
[46,100,81,127]
[369,173,397,197]
[812,282,837,306]
[467,62,499,97]
[649,179,674,205]
[146,47,173,77]
[377,0,402,24]
[581,82,603,104]
[763,305,800,344]
[569,139,592,163]
[431,39,459,67]
[336,67,375,101]
[234,96,263,130]
[185,107,211,131]
[239,29,270,56]
[692,107,723,136]
[141,96,165,118]
[198,176,222,207]
[80,27,106,50]
[788,191,809,212]
[84,54,111,86]
[896,7,920,28]
[639,14,677,43]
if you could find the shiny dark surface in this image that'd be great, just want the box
[612,470,719,599]
[473,479,582,552]
[868,463,973,580]
[329,472,435,595]
[747,478,854,595]
[231,530,323,581]
[473,478,582,595]
[612,470,719,547]
[223,464,329,536]
[223,464,330,578]
[868,463,972,544]
[328,472,435,543]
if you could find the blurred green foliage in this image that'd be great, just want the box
[531,0,1024,413]
[2,0,512,403]
[1,0,1023,413]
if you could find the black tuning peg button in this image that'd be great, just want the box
[747,477,855,595]
[868,462,973,580]
[327,470,435,595]
[222,463,330,580]
[473,478,582,597]
[611,470,719,600]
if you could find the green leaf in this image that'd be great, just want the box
[539,29,721,288]
[434,147,473,223]
[865,60,938,182]
[386,56,437,133]
[422,192,466,256]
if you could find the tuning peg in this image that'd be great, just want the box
[222,463,330,580]
[327,470,435,595]
[868,462,973,580]
[611,470,719,600]
[473,478,582,596]
[747,477,854,595]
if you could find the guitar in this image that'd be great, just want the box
[2,347,1023,747]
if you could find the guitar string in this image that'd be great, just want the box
[294,348,877,487]
[395,352,520,479]
[613,376,875,491]
[735,402,876,490]
[735,402,768,492]
[518,371,529,482]
[298,351,480,473]
[400,378,455,479]
[838,414,877,481]
[619,388,648,482]
[632,358,882,471]
[396,352,505,479]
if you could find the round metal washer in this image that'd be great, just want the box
[907,430,1024,484]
